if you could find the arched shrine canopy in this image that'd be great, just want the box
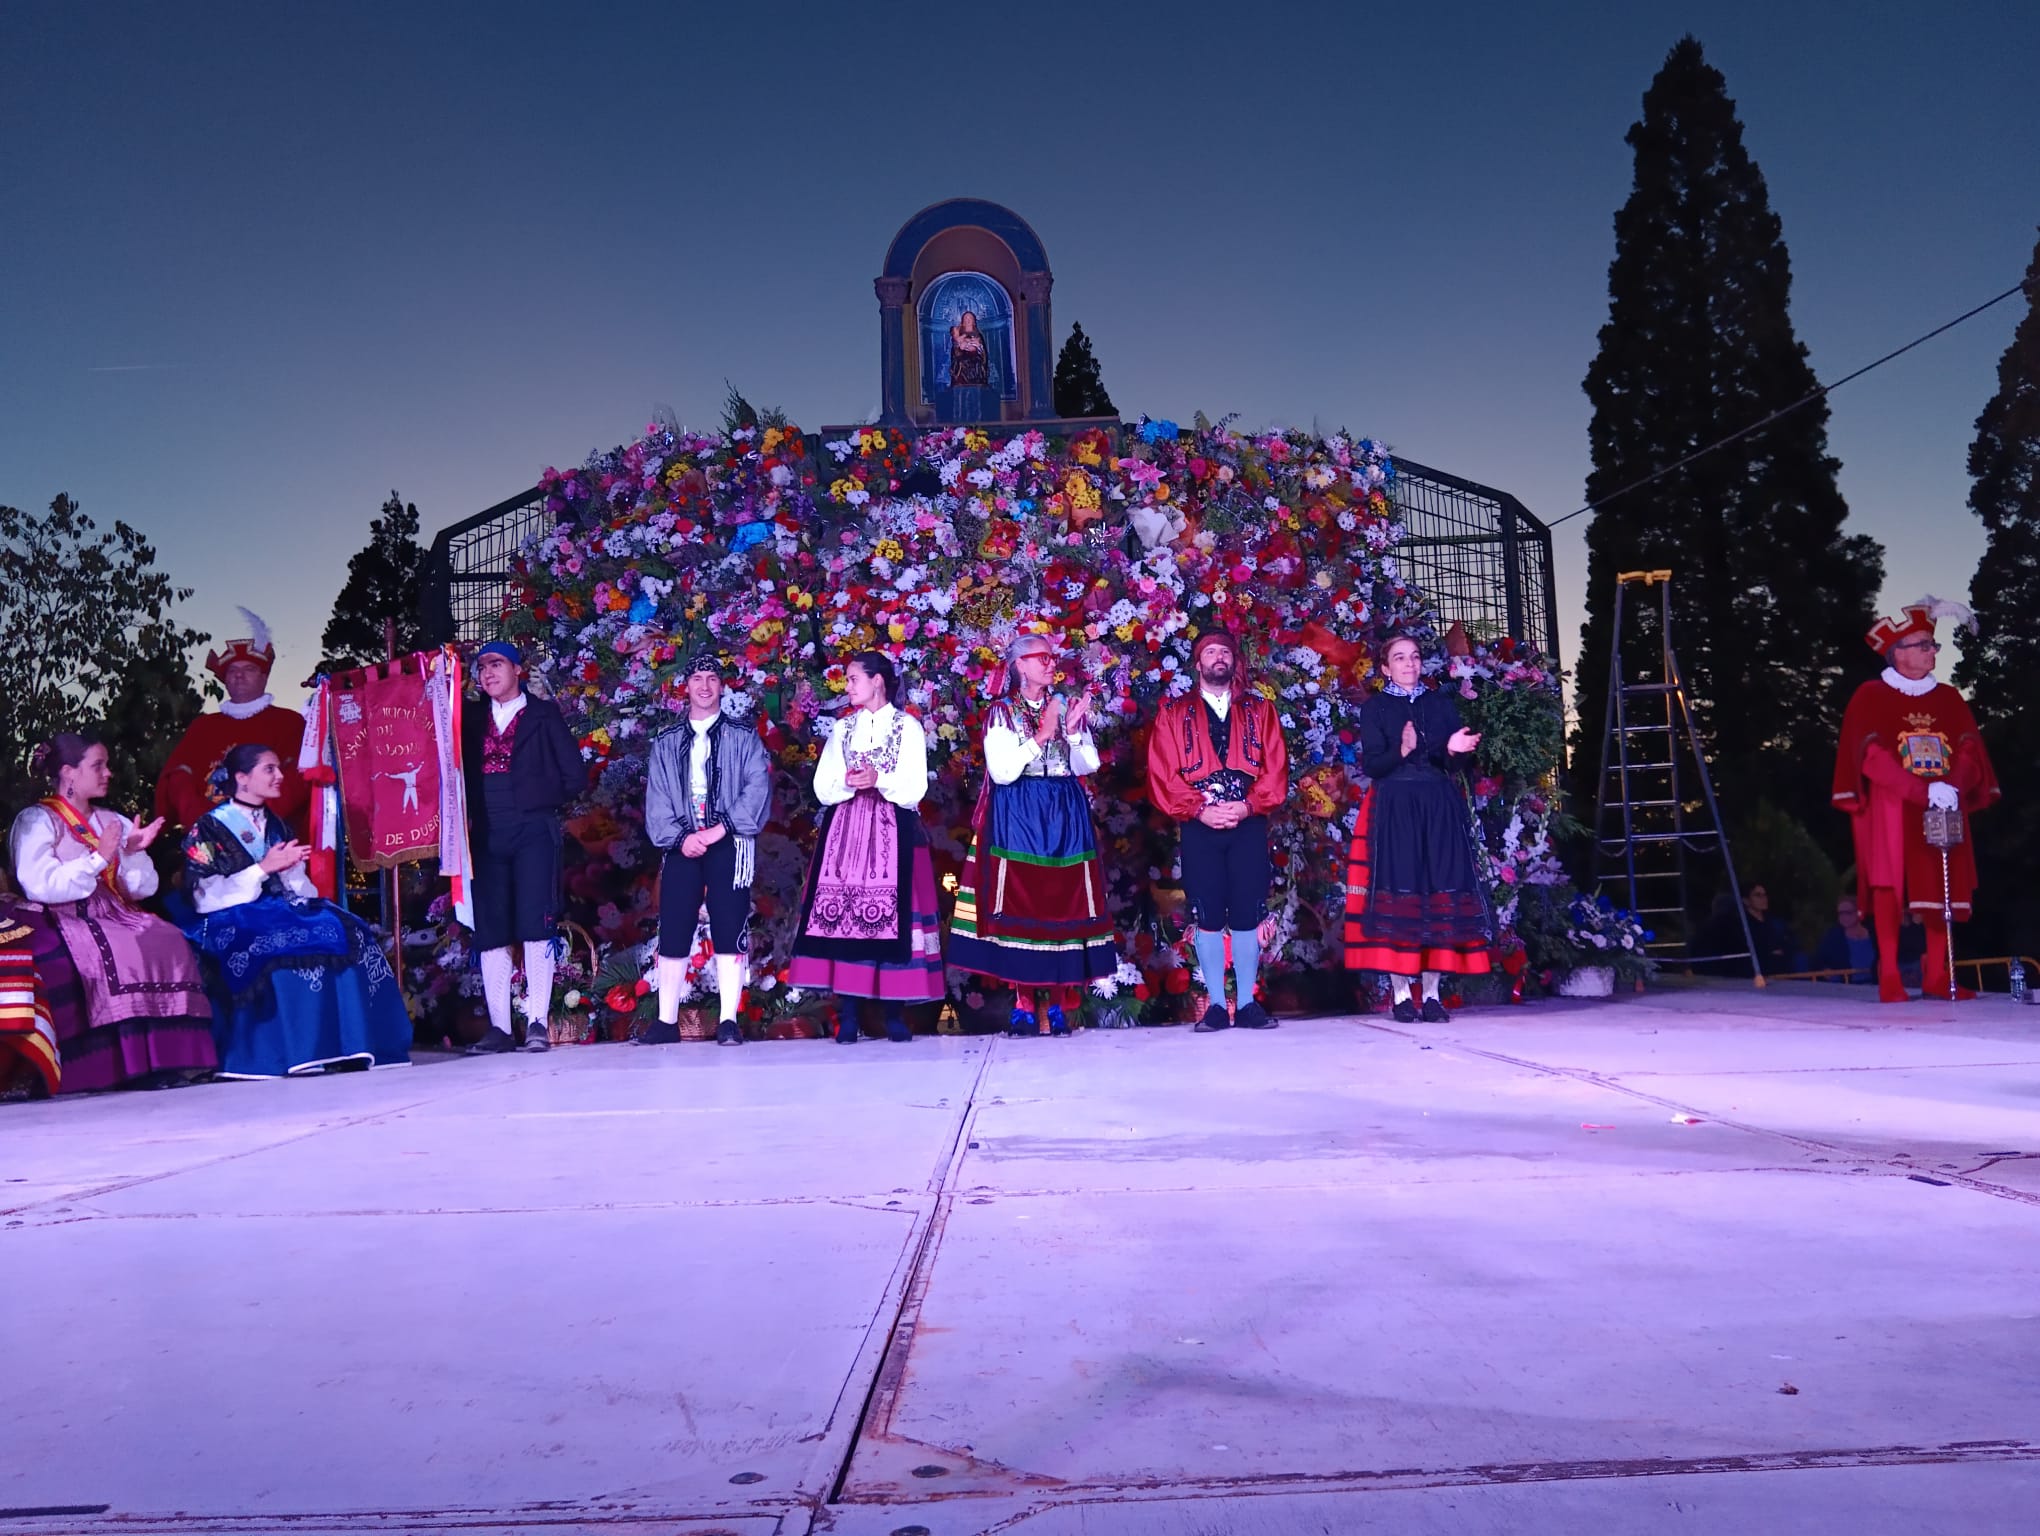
[875,198,1061,428]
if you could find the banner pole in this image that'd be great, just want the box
[383,619,404,989]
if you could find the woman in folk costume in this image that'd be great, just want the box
[948,633,1117,1037]
[6,733,216,1087]
[1342,634,1491,1022]
[181,743,412,1078]
[789,651,945,1043]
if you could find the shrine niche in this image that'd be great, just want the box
[875,198,1057,426]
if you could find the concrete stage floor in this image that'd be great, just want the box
[5,984,2038,1534]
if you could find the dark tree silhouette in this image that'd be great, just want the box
[0,494,208,819]
[321,491,427,672]
[1573,36,1883,849]
[1052,323,1117,418]
[1953,229,2040,955]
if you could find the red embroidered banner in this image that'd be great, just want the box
[333,655,441,871]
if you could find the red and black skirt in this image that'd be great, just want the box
[1342,776,1492,977]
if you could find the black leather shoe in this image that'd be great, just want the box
[466,1028,516,1054]
[885,1018,914,1043]
[1391,998,1419,1024]
[835,1019,860,1044]
[1194,1004,1232,1032]
[1420,998,1450,1023]
[715,1020,743,1046]
[635,1019,681,1046]
[1233,1000,1278,1030]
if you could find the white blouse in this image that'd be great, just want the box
[984,698,1100,785]
[813,704,930,809]
[190,804,317,914]
[9,805,160,905]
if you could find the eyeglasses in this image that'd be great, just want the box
[1890,639,1941,652]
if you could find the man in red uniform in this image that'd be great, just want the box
[1832,598,2000,1002]
[1146,630,1290,1031]
[156,609,309,836]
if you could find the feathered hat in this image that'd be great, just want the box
[1865,594,1976,656]
[205,608,276,680]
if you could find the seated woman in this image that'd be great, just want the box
[7,733,216,1089]
[181,743,412,1079]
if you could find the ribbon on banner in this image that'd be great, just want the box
[425,648,474,929]
[299,685,341,899]
[332,655,443,871]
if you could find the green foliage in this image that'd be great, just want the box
[0,494,208,819]
[1954,228,2040,959]
[1574,35,1884,849]
[1461,671,1565,793]
[320,491,427,672]
[1052,322,1117,418]
[1728,799,1841,953]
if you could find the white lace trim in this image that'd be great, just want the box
[220,693,274,719]
[1879,667,1938,698]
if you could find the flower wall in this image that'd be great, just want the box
[472,415,1582,1031]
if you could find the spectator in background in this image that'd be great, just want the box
[1812,895,1877,984]
[1741,883,1801,976]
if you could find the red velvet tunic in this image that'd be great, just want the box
[155,704,309,836]
[1831,676,1999,917]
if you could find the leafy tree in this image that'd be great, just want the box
[1573,36,1884,849]
[0,494,209,819]
[1953,228,2040,956]
[321,491,427,671]
[1052,322,1117,418]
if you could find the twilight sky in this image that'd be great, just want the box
[4,0,2036,702]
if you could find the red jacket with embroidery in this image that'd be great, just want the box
[1831,676,1998,913]
[1146,688,1289,821]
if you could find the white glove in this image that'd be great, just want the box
[1927,781,1959,811]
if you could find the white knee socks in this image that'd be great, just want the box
[715,953,743,1023]
[480,947,515,1035]
[656,956,688,1024]
[523,941,556,1031]
[1391,975,1413,1005]
[1421,971,1441,1003]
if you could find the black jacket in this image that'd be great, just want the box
[463,693,587,823]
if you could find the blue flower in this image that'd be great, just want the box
[1139,418,1180,444]
[731,522,771,552]
[628,595,657,624]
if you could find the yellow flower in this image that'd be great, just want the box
[1113,622,1135,642]
[887,620,907,643]
[874,537,904,561]
[761,427,783,452]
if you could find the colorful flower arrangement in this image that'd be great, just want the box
[424,412,1599,1032]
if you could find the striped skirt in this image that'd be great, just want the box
[949,776,1116,988]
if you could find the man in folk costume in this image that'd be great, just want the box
[1833,597,2001,1002]
[155,609,309,835]
[949,633,1118,1037]
[460,641,588,1052]
[1341,633,1490,1020]
[1146,630,1289,1032]
[639,653,773,1048]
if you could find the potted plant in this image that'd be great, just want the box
[1553,893,1656,996]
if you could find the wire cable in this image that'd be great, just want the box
[1550,272,2039,529]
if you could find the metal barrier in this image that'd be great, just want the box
[1764,955,2039,994]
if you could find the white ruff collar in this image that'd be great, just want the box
[220,693,274,719]
[1880,667,1938,698]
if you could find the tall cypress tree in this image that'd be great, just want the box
[320,491,427,672]
[1052,323,1116,418]
[1953,229,2040,953]
[1574,37,1883,846]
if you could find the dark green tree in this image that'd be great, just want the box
[321,491,427,671]
[1052,323,1117,418]
[1953,229,2040,955]
[0,495,209,820]
[1573,36,1884,847]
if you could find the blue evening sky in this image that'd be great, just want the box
[4,1,2036,692]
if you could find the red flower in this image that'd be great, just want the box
[605,984,636,1014]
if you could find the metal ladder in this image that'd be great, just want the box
[1590,571,1763,981]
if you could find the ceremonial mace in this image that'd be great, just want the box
[1923,799,1964,1002]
